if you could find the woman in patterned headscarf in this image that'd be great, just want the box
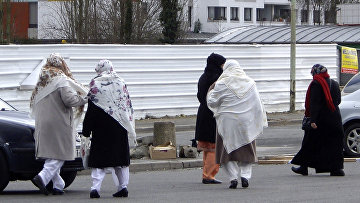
[291,64,345,176]
[31,53,88,196]
[82,59,136,199]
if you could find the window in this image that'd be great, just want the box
[230,7,239,21]
[256,8,265,21]
[313,10,320,24]
[29,2,38,28]
[343,71,360,94]
[301,10,308,23]
[280,9,290,21]
[208,7,226,20]
[244,8,252,21]
[325,11,335,23]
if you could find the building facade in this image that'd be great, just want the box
[336,3,360,25]
[187,0,350,33]
[1,0,38,40]
[3,1,359,40]
[188,0,291,33]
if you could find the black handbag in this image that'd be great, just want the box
[302,116,311,131]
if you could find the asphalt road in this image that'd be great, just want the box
[2,162,360,202]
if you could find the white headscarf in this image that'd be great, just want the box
[207,59,268,153]
[88,60,136,147]
[217,60,255,99]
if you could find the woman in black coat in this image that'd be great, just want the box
[291,64,345,176]
[82,60,136,198]
[195,53,226,184]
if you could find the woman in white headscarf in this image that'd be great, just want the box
[207,59,268,189]
[82,59,136,199]
[30,53,88,195]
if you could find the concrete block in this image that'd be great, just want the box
[153,122,176,146]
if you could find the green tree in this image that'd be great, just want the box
[159,0,180,44]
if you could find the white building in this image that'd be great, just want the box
[186,0,351,33]
[337,3,360,25]
[188,0,292,33]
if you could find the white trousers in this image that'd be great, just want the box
[91,167,129,192]
[223,161,252,181]
[38,159,65,190]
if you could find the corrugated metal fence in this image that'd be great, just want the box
[0,44,338,119]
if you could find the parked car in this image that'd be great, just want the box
[339,73,360,157]
[0,98,83,192]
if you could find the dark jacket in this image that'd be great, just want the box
[195,53,226,143]
[291,79,344,172]
[82,100,130,168]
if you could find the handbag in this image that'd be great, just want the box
[80,136,91,169]
[301,116,311,131]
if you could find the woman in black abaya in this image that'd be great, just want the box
[291,64,345,176]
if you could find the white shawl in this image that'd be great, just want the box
[207,60,268,153]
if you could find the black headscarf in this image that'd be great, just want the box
[204,53,226,83]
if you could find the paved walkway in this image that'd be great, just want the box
[80,110,306,174]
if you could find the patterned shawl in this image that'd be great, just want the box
[88,60,136,146]
[30,53,87,119]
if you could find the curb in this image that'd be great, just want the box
[77,156,359,175]
[130,159,203,173]
[77,159,203,175]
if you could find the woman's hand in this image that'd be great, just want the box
[311,123,317,129]
[208,82,216,92]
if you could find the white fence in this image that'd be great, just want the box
[0,44,338,119]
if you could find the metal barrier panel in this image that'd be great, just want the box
[0,44,338,118]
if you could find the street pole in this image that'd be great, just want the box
[290,0,296,112]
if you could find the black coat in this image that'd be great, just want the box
[195,53,226,143]
[82,100,130,168]
[291,79,344,172]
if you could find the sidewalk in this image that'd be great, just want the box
[80,111,306,175]
[135,110,305,134]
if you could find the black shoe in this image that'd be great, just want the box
[90,190,100,198]
[291,166,308,176]
[52,188,64,195]
[229,179,238,189]
[32,175,49,195]
[330,169,345,176]
[113,188,128,197]
[202,179,222,184]
[241,177,249,188]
